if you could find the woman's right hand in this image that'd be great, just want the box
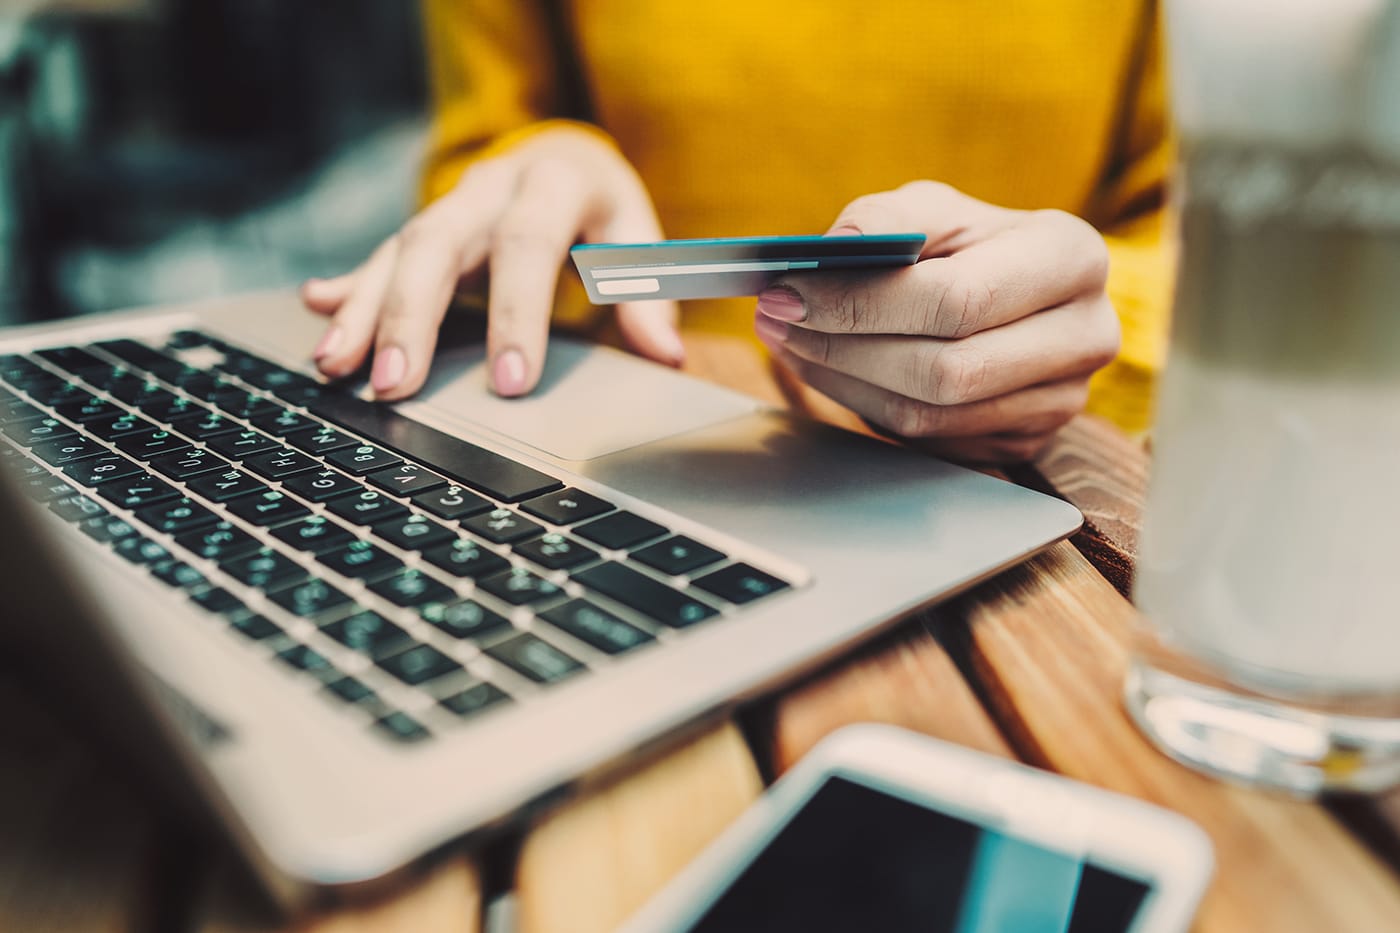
[301,124,684,401]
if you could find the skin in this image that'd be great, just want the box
[303,128,1120,464]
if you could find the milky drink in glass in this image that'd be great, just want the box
[1127,0,1400,794]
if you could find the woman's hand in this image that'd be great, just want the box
[301,124,683,400]
[756,181,1120,463]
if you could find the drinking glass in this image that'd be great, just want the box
[1125,0,1400,794]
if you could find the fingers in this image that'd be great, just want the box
[366,179,511,399]
[313,236,401,378]
[825,180,1013,258]
[301,272,357,316]
[759,295,1119,406]
[763,334,1088,448]
[763,208,1108,340]
[591,198,684,366]
[484,157,602,397]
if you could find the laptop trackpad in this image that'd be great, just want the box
[406,337,760,462]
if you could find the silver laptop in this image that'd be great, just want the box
[0,290,1080,908]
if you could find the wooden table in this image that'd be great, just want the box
[3,331,1398,933]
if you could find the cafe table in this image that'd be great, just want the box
[2,329,1398,933]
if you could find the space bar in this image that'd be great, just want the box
[310,394,561,503]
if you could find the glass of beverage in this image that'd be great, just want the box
[1125,0,1400,795]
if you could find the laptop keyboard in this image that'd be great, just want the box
[0,332,793,745]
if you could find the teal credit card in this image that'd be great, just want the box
[570,233,926,304]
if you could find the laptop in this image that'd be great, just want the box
[0,290,1081,909]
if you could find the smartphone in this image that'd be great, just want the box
[619,725,1212,933]
[569,233,927,303]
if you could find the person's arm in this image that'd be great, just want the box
[1086,3,1176,436]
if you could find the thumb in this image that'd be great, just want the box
[825,180,1016,258]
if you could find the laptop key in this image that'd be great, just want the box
[574,511,668,550]
[207,430,280,460]
[439,682,511,719]
[411,484,492,521]
[692,563,791,605]
[367,462,448,497]
[148,446,229,480]
[135,497,219,535]
[519,488,615,525]
[367,568,456,608]
[281,467,361,503]
[270,516,357,554]
[186,468,268,503]
[285,426,359,455]
[420,538,511,579]
[311,393,562,502]
[485,633,584,685]
[96,473,181,510]
[230,614,283,641]
[93,339,184,380]
[220,548,307,590]
[631,535,727,576]
[191,587,247,617]
[317,540,403,581]
[4,417,76,447]
[32,436,106,467]
[35,345,109,376]
[112,430,191,459]
[540,598,654,655]
[53,395,121,424]
[376,642,462,686]
[250,406,317,437]
[114,534,171,565]
[25,476,74,503]
[241,447,319,480]
[276,643,335,675]
[80,514,139,543]
[168,411,243,441]
[372,513,456,551]
[419,598,510,641]
[63,453,145,487]
[320,610,412,659]
[374,712,431,743]
[326,490,409,526]
[176,522,263,562]
[477,567,563,606]
[322,675,375,704]
[225,490,312,528]
[48,493,105,523]
[149,559,207,590]
[461,507,543,545]
[87,413,159,443]
[515,533,598,571]
[326,443,402,476]
[267,578,353,618]
[138,393,204,424]
[572,562,719,628]
[210,388,279,421]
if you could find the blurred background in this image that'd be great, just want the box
[0,0,427,326]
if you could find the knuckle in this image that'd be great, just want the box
[928,342,987,405]
[900,179,955,201]
[1039,209,1110,288]
[882,393,940,438]
[935,276,995,339]
[1000,434,1053,463]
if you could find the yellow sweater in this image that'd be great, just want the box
[419,0,1174,434]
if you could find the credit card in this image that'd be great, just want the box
[570,233,926,304]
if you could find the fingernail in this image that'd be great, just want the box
[754,313,789,345]
[371,345,408,394]
[756,286,806,322]
[492,348,527,396]
[312,326,342,361]
[828,224,863,236]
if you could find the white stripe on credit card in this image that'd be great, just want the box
[590,260,819,280]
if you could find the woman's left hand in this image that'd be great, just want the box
[755,181,1121,464]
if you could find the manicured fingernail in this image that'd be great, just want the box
[754,313,789,345]
[828,224,863,236]
[492,348,527,396]
[312,326,342,361]
[756,286,805,322]
[371,345,407,393]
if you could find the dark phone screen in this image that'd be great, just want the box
[686,776,1149,933]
